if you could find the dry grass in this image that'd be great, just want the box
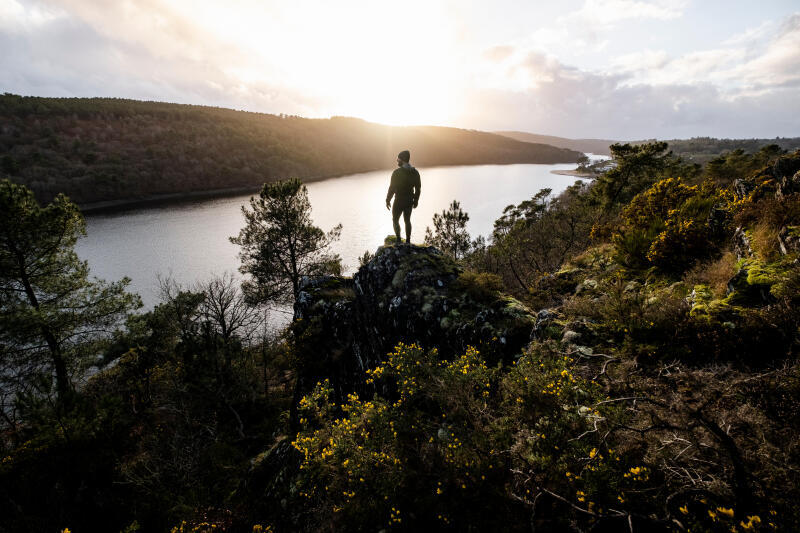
[750,222,781,261]
[684,251,737,298]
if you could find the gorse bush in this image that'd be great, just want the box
[288,341,715,531]
[646,217,710,272]
[612,177,729,274]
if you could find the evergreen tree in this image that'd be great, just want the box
[424,200,473,260]
[230,178,342,305]
[593,142,678,208]
[0,179,140,405]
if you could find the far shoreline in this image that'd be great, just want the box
[80,160,584,215]
[78,168,381,214]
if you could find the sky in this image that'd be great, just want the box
[1,0,799,139]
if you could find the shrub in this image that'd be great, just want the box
[451,271,504,304]
[613,177,720,274]
[646,218,710,273]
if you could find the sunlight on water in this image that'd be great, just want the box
[76,163,587,308]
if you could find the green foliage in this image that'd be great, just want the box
[593,141,691,209]
[424,200,473,260]
[477,182,597,299]
[230,178,342,304]
[0,179,140,404]
[705,144,786,185]
[451,271,504,304]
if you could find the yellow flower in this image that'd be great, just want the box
[717,507,735,518]
[679,505,689,515]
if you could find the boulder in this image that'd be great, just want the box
[777,170,800,199]
[292,242,537,398]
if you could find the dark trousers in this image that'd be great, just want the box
[392,201,413,242]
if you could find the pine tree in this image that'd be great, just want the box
[230,178,342,305]
[0,179,140,405]
[424,200,473,260]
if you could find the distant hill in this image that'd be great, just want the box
[495,131,617,156]
[0,95,581,207]
[496,130,800,164]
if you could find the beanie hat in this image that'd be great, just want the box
[398,150,410,163]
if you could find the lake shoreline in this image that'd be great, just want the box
[81,161,583,215]
[549,169,596,178]
[79,169,382,214]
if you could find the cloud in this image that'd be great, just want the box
[731,14,800,91]
[516,0,687,64]
[483,45,514,63]
[0,0,325,115]
[466,46,800,139]
[605,12,800,95]
[609,49,671,74]
[568,0,688,26]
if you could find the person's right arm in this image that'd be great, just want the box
[386,170,397,209]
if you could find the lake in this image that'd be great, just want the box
[76,162,591,309]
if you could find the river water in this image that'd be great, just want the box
[76,162,589,309]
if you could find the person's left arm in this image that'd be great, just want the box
[386,170,397,209]
[412,168,421,207]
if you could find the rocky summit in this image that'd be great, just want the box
[291,240,536,398]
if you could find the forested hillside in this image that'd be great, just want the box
[496,130,617,156]
[0,94,581,206]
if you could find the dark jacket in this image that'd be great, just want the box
[386,164,421,207]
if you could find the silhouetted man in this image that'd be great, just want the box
[385,150,421,244]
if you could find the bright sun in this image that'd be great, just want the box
[194,0,464,126]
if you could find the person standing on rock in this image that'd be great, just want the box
[385,150,421,244]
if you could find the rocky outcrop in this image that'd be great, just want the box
[292,242,537,397]
[733,151,800,202]
[778,226,800,256]
[733,226,753,260]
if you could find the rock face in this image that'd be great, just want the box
[292,243,537,397]
[733,226,753,260]
[778,226,800,256]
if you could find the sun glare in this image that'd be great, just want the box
[189,0,464,126]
